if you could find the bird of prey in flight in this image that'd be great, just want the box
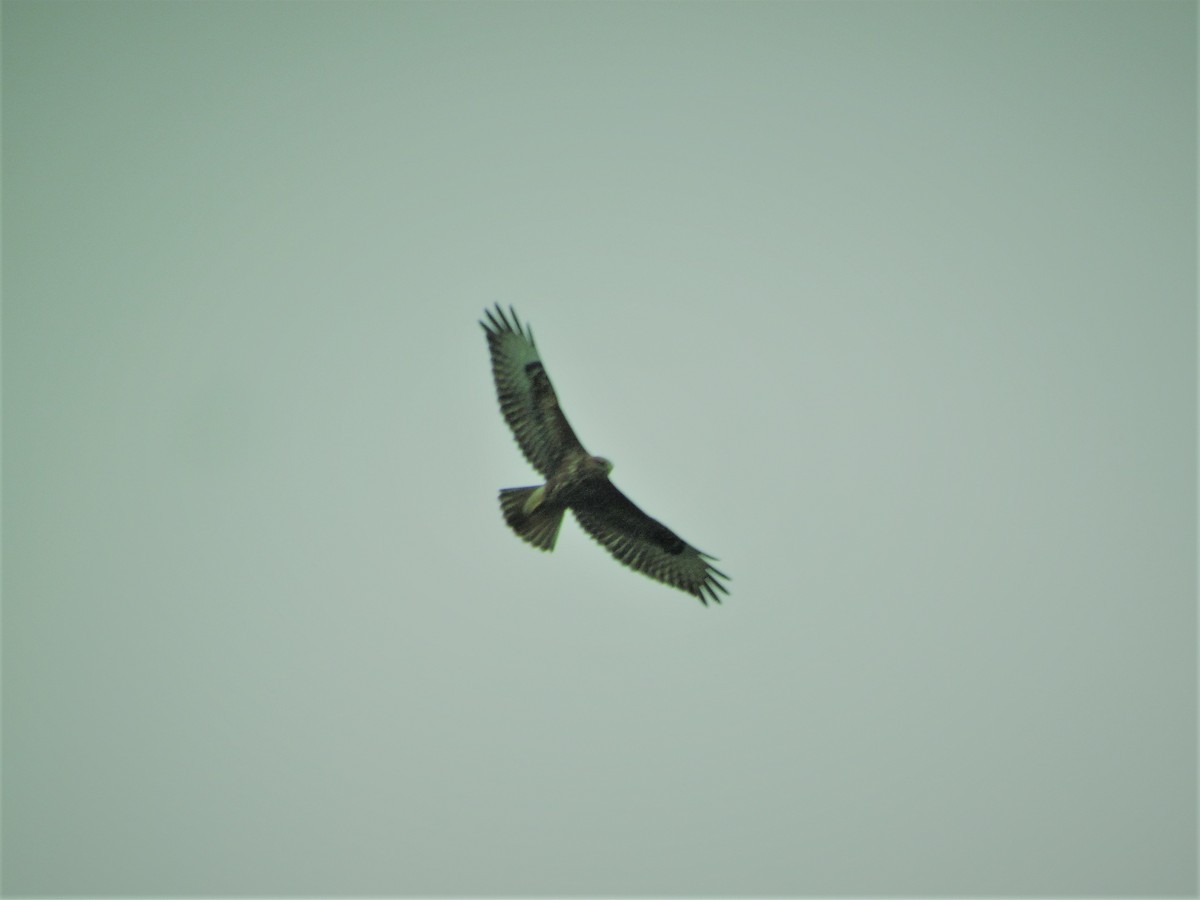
[481,304,729,605]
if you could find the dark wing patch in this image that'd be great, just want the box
[480,305,587,478]
[570,481,730,606]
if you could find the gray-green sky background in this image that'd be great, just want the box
[3,1,1195,895]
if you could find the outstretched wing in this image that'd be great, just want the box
[571,481,730,606]
[481,305,587,478]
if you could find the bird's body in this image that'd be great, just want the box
[480,304,728,605]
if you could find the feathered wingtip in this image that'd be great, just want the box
[480,303,536,348]
[694,551,730,607]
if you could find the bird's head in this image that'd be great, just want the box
[590,455,614,476]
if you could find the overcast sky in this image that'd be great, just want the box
[4,1,1195,896]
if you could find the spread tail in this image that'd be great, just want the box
[499,485,563,551]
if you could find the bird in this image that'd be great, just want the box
[480,304,729,605]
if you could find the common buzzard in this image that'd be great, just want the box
[481,304,729,605]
